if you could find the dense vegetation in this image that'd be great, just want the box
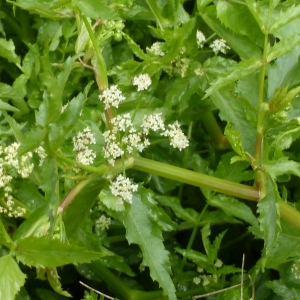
[1,0,300,299]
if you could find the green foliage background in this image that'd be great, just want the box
[1,0,300,299]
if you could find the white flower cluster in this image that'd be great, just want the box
[35,146,47,166]
[103,113,150,166]
[103,113,189,166]
[72,127,96,165]
[193,261,222,286]
[196,30,206,48]
[0,143,34,218]
[210,39,230,54]
[110,174,138,204]
[132,74,152,91]
[99,85,126,110]
[162,121,189,151]
[146,42,165,56]
[292,259,300,279]
[95,215,111,231]
[172,58,190,78]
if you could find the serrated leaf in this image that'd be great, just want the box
[216,1,263,43]
[123,194,176,300]
[204,57,263,97]
[201,224,212,258]
[214,152,253,183]
[0,38,20,63]
[2,111,25,143]
[267,33,300,62]
[266,280,300,298]
[0,255,26,300]
[257,176,281,268]
[209,195,259,229]
[268,44,300,99]
[155,195,200,224]
[200,6,262,60]
[123,34,149,61]
[47,267,71,298]
[270,5,300,33]
[212,89,257,156]
[99,189,125,212]
[245,0,269,33]
[15,236,106,267]
[263,158,300,180]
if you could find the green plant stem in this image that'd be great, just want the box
[179,203,209,271]
[201,112,231,150]
[255,33,269,161]
[279,200,300,231]
[132,156,260,201]
[81,15,114,129]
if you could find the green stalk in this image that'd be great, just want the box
[179,203,209,271]
[254,33,269,161]
[279,200,300,231]
[133,156,260,201]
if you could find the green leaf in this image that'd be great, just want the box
[270,5,300,33]
[2,111,25,143]
[266,280,300,299]
[210,230,226,263]
[0,100,19,112]
[0,83,29,114]
[201,223,211,257]
[0,255,26,300]
[209,195,259,228]
[15,236,106,267]
[263,158,300,180]
[214,152,253,183]
[204,57,263,97]
[267,33,300,62]
[268,45,300,99]
[200,6,262,60]
[257,176,281,268]
[211,89,257,156]
[122,194,176,300]
[245,0,269,33]
[73,0,120,20]
[216,1,263,44]
[155,195,200,224]
[64,176,106,237]
[123,34,149,61]
[0,38,20,63]
[48,92,85,150]
[47,267,72,298]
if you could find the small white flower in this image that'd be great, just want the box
[214,259,223,268]
[196,30,206,48]
[201,275,210,286]
[193,277,201,285]
[99,85,126,110]
[35,146,47,166]
[142,113,165,135]
[110,174,138,204]
[96,215,111,231]
[194,68,204,76]
[146,42,165,56]
[162,121,189,151]
[197,267,203,273]
[210,39,230,54]
[132,74,152,91]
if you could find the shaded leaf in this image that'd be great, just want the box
[123,194,176,300]
[15,236,106,267]
[257,176,281,268]
[0,218,14,249]
[0,255,26,300]
[0,38,20,63]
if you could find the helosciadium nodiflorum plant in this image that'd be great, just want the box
[0,142,34,217]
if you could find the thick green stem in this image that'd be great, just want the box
[279,200,300,231]
[133,156,260,201]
